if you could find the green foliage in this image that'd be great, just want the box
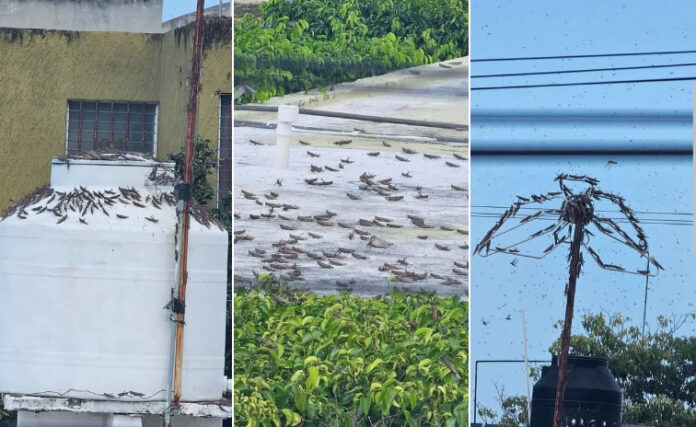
[235,0,468,103]
[169,136,218,205]
[0,401,16,427]
[550,312,696,426]
[476,386,528,427]
[235,289,468,426]
[214,192,232,231]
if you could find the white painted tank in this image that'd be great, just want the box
[0,156,228,402]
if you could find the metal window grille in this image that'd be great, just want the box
[66,100,158,154]
[217,94,232,207]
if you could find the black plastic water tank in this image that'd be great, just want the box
[530,355,622,427]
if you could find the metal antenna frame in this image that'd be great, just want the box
[474,174,663,427]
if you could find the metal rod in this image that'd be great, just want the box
[473,359,550,424]
[173,0,205,407]
[164,199,185,427]
[165,2,205,425]
[234,104,468,130]
[142,103,146,148]
[126,103,130,151]
[78,102,83,151]
[473,359,478,424]
[94,102,99,145]
[110,102,114,148]
[522,309,531,425]
[642,256,650,336]
[233,120,467,144]
[553,222,585,427]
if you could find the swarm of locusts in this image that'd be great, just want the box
[474,173,663,276]
[1,165,221,230]
[475,173,663,427]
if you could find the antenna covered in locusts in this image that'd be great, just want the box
[474,174,663,427]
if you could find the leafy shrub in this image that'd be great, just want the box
[0,402,16,427]
[235,289,468,426]
[235,0,468,103]
[169,136,218,206]
[549,313,696,426]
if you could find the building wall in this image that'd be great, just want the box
[0,19,231,211]
[157,29,191,158]
[157,18,233,202]
[0,0,163,33]
[0,30,162,210]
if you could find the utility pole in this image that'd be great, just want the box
[553,218,585,427]
[165,1,205,425]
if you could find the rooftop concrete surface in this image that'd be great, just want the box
[234,58,469,297]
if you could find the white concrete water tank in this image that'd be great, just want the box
[0,156,228,402]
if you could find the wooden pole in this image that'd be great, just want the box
[173,0,205,405]
[552,222,584,427]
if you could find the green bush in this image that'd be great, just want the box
[235,289,468,426]
[169,136,219,206]
[235,0,468,103]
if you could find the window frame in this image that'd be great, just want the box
[64,100,159,155]
[217,93,232,208]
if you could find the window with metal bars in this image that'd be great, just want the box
[66,100,158,154]
[218,94,232,207]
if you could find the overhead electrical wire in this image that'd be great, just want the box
[472,49,696,62]
[470,205,693,226]
[471,62,696,79]
[470,214,691,226]
[471,75,696,91]
[471,205,692,216]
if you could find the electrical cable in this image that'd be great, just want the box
[471,61,696,79]
[472,75,696,91]
[472,49,696,62]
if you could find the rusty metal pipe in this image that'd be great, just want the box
[552,222,585,427]
[165,2,205,425]
[174,0,205,406]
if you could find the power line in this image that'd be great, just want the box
[471,146,692,155]
[470,215,692,226]
[472,75,696,91]
[471,206,693,226]
[471,110,691,124]
[472,49,696,62]
[471,212,692,226]
[471,62,696,79]
[471,205,692,216]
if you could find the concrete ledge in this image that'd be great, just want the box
[3,394,231,419]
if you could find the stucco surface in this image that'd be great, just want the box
[0,20,231,211]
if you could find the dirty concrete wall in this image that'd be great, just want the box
[157,18,231,204]
[0,18,230,211]
[157,33,232,156]
[0,0,163,33]
[0,30,162,210]
[157,29,191,159]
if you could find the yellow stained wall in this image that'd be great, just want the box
[0,30,162,210]
[157,29,190,158]
[0,22,231,211]
[158,24,232,201]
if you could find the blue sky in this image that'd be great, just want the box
[471,0,696,420]
[162,0,230,21]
